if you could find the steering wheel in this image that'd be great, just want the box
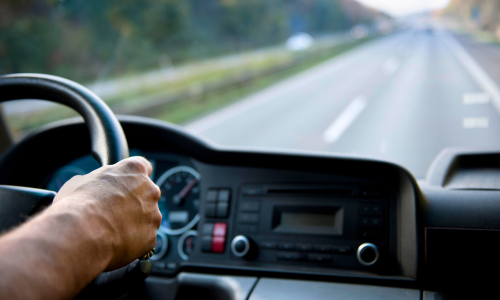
[0,74,150,298]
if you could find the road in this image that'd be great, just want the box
[185,28,500,179]
[2,32,351,115]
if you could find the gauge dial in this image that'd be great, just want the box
[156,166,201,235]
[151,231,168,261]
[178,230,198,261]
[45,166,86,192]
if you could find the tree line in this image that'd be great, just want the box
[0,0,380,83]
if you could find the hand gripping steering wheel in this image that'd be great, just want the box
[0,74,151,299]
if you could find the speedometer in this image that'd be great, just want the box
[156,166,201,235]
[45,166,86,192]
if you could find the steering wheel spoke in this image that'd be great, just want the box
[0,185,56,233]
[0,74,150,298]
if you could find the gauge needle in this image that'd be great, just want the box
[173,178,198,205]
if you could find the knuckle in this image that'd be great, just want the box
[151,183,161,200]
[153,210,162,229]
[126,157,148,173]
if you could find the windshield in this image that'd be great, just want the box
[2,0,500,178]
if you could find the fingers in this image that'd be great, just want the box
[152,184,161,202]
[118,156,153,176]
[97,156,162,266]
[153,208,162,230]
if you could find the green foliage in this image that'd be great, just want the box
[446,0,500,32]
[0,0,376,83]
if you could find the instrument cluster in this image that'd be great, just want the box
[42,150,201,268]
[152,165,201,263]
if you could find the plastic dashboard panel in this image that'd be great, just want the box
[248,277,420,300]
[3,116,500,296]
[0,116,420,288]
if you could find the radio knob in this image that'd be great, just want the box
[231,235,251,258]
[357,243,379,266]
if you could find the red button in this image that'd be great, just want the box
[212,236,225,253]
[213,222,227,237]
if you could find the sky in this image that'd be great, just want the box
[356,0,451,17]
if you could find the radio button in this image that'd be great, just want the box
[205,203,216,218]
[216,202,229,218]
[360,188,383,198]
[241,186,263,196]
[278,243,295,250]
[360,203,383,216]
[238,213,260,223]
[231,235,251,258]
[277,252,306,261]
[332,245,352,254]
[308,253,332,263]
[260,241,277,249]
[313,245,333,253]
[239,201,260,212]
[371,204,383,215]
[213,222,227,237]
[237,224,258,234]
[358,229,383,241]
[212,236,225,253]
[360,217,383,228]
[357,243,379,266]
[360,204,370,214]
[201,223,214,235]
[234,240,246,252]
[201,236,212,252]
[206,190,218,202]
[218,190,231,202]
[295,244,313,251]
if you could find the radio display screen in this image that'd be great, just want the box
[281,212,336,228]
[273,207,343,235]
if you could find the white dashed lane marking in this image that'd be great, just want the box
[463,117,489,128]
[442,32,500,115]
[381,56,400,76]
[323,95,367,143]
[463,93,490,105]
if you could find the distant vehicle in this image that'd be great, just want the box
[375,19,393,35]
[285,32,314,51]
[350,24,369,39]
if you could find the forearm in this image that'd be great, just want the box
[0,200,114,300]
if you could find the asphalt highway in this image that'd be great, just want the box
[186,28,500,178]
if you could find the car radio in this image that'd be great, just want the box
[229,184,391,270]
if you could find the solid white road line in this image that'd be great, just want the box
[441,31,500,115]
[323,96,367,143]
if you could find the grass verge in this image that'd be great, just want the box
[6,37,371,139]
[151,39,370,124]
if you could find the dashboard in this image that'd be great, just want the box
[41,149,406,279]
[11,116,416,284]
[2,115,500,298]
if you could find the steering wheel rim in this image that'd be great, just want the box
[0,74,146,298]
[0,73,129,165]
